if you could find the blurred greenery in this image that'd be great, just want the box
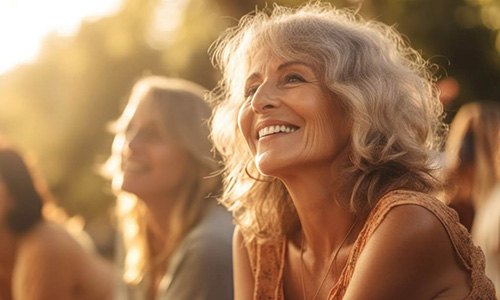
[0,0,498,254]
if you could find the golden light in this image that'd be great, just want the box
[0,0,123,75]
[146,0,190,49]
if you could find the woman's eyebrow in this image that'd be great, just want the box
[244,61,314,85]
[277,61,312,71]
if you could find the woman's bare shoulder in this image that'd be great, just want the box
[18,222,85,259]
[15,222,114,300]
[344,204,470,299]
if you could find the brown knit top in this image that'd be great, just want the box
[245,190,496,299]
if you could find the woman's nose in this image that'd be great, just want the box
[126,130,143,151]
[250,82,282,113]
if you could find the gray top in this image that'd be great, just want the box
[115,203,234,300]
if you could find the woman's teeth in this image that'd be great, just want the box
[258,125,297,138]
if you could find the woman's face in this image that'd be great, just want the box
[237,49,352,178]
[120,98,192,202]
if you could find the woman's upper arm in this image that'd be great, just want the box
[13,228,77,300]
[343,205,462,300]
[233,226,254,300]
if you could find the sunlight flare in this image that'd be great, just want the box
[0,0,123,75]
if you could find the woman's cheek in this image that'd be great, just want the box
[238,106,256,151]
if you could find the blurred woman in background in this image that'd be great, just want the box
[0,138,113,300]
[444,101,500,297]
[106,76,233,300]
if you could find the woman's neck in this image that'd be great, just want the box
[142,196,176,250]
[140,183,189,233]
[281,163,358,260]
[141,195,181,300]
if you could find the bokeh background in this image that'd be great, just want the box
[0,0,499,257]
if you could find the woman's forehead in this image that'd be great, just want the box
[246,48,277,71]
[245,47,320,80]
[128,98,164,126]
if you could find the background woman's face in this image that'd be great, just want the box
[120,99,191,202]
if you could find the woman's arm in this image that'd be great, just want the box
[12,224,77,300]
[343,205,470,300]
[12,223,113,300]
[233,227,254,300]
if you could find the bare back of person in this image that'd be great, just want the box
[12,221,113,300]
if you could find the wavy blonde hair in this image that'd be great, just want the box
[104,76,221,284]
[208,3,445,243]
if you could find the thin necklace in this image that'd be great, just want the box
[299,218,358,300]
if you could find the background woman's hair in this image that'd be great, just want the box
[209,3,445,243]
[103,76,222,284]
[445,101,500,208]
[0,140,44,234]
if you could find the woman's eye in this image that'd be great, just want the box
[244,85,259,98]
[284,74,305,83]
[126,127,163,143]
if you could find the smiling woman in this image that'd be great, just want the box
[238,55,351,177]
[105,76,234,300]
[208,3,496,300]
[0,0,122,75]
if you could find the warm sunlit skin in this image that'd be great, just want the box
[238,50,352,179]
[233,51,472,300]
[0,179,113,300]
[12,222,114,300]
[121,99,191,205]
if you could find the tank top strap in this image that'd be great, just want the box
[246,237,286,299]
